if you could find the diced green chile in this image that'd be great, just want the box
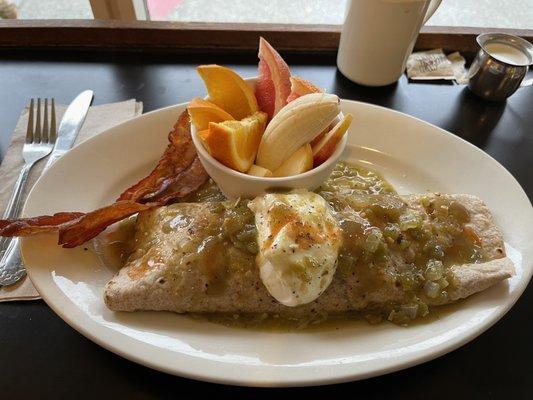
[173,162,487,325]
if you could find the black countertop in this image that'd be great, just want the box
[0,51,531,399]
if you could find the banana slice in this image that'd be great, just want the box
[273,144,313,177]
[247,165,273,177]
[256,93,340,171]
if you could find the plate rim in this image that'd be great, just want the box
[21,99,533,387]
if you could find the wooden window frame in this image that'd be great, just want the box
[0,20,531,55]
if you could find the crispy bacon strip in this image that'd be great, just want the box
[58,201,153,248]
[58,158,207,248]
[0,212,84,237]
[0,111,209,248]
[117,112,197,202]
[141,157,208,204]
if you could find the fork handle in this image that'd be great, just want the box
[0,238,25,286]
[0,164,33,285]
[2,163,32,220]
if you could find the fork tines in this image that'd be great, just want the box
[27,98,56,144]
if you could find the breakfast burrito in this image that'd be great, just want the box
[104,164,514,324]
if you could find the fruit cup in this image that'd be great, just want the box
[191,78,348,199]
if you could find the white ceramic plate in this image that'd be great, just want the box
[21,100,533,387]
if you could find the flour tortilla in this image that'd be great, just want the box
[104,194,514,316]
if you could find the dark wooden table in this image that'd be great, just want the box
[0,51,531,399]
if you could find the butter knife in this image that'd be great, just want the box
[42,90,94,170]
[0,90,94,286]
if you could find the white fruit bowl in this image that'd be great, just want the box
[190,78,348,199]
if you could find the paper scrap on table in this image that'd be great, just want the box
[406,49,469,84]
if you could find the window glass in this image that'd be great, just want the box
[146,0,533,29]
[1,0,531,30]
[4,0,93,19]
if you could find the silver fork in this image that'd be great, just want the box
[0,98,57,286]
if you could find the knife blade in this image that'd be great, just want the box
[43,90,94,171]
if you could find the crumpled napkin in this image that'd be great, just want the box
[406,49,469,84]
